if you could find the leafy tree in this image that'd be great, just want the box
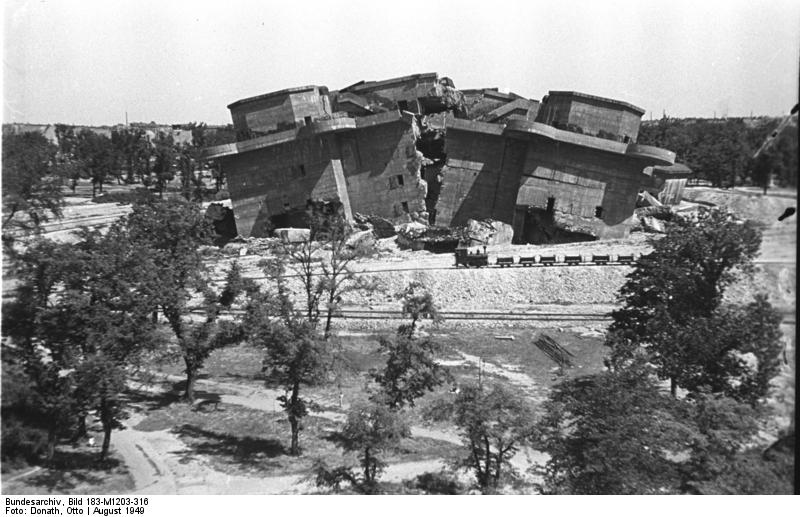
[371,335,450,410]
[535,363,783,494]
[111,127,150,185]
[177,143,204,201]
[74,129,116,197]
[315,401,410,493]
[370,282,449,410]
[428,383,536,492]
[536,365,690,494]
[250,317,329,455]
[638,117,778,187]
[665,296,783,404]
[2,132,63,235]
[121,197,225,402]
[607,208,765,396]
[151,132,176,196]
[2,226,166,462]
[168,263,248,402]
[397,281,441,337]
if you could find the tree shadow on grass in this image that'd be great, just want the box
[16,449,126,493]
[171,424,287,471]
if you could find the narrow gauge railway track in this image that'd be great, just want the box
[187,307,796,325]
[189,308,611,322]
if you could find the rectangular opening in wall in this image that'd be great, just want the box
[298,165,306,177]
[304,116,312,125]
[546,197,556,213]
[397,175,404,186]
[397,100,409,111]
[595,206,604,219]
[401,201,409,213]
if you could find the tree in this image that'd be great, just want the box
[2,227,166,462]
[315,401,410,493]
[74,129,116,197]
[428,383,536,492]
[369,282,449,409]
[536,365,690,494]
[397,281,441,338]
[151,132,176,196]
[280,206,371,339]
[121,197,224,402]
[664,296,784,404]
[169,263,249,402]
[535,363,781,494]
[607,208,766,396]
[2,132,63,235]
[250,316,329,455]
[111,127,150,185]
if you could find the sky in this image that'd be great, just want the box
[2,0,799,126]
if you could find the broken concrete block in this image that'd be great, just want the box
[273,227,311,243]
[466,218,514,245]
[345,229,376,249]
[367,215,396,238]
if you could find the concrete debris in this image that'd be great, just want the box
[466,219,514,246]
[345,229,376,250]
[273,227,311,243]
[639,216,666,233]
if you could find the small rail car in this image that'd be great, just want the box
[616,254,634,265]
[496,256,514,267]
[539,255,557,266]
[519,256,537,266]
[591,254,610,265]
[564,255,582,265]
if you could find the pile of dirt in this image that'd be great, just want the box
[682,188,797,226]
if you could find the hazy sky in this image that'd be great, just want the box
[3,0,799,125]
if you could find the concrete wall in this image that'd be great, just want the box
[514,137,647,238]
[343,113,427,218]
[537,93,643,142]
[230,87,328,135]
[221,112,425,237]
[222,134,348,237]
[435,121,509,226]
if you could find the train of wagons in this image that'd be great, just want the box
[454,246,639,268]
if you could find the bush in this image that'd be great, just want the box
[1,417,48,471]
[410,471,464,494]
[213,189,230,201]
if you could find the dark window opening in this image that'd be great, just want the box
[401,201,409,213]
[595,206,604,219]
[397,175,404,186]
[304,116,312,125]
[546,197,556,213]
[397,100,409,111]
[298,164,306,177]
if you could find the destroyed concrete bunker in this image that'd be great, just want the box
[204,73,682,244]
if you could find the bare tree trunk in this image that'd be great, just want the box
[288,383,301,455]
[670,378,677,398]
[184,357,196,404]
[46,424,57,462]
[99,399,113,461]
